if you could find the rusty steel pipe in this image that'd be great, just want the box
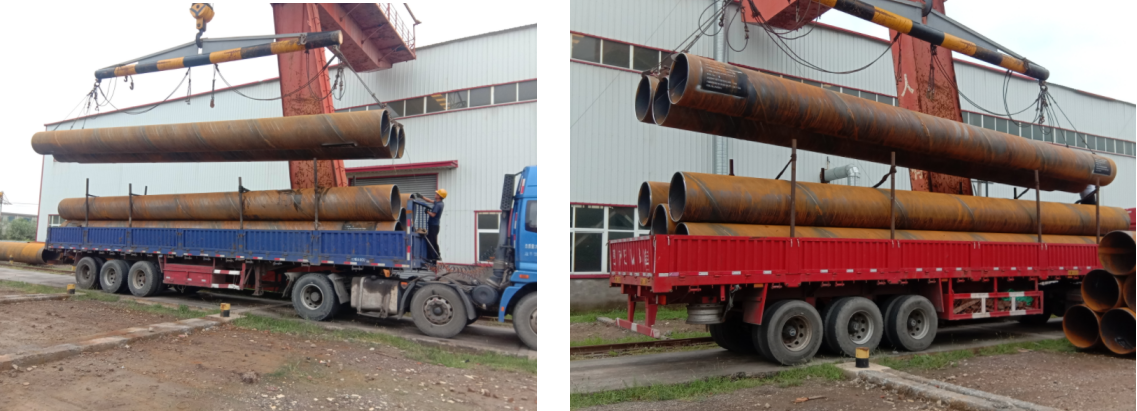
[0,241,55,265]
[397,208,407,230]
[1082,269,1125,313]
[674,222,1097,244]
[651,204,678,235]
[1063,304,1102,350]
[394,124,406,159]
[32,109,398,163]
[1126,275,1135,310]
[635,75,661,124]
[1099,307,1135,355]
[59,185,400,222]
[70,220,404,231]
[1098,230,1136,276]
[668,172,1131,236]
[663,54,1116,192]
[637,181,670,226]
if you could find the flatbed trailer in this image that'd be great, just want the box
[609,234,1099,364]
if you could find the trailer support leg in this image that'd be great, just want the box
[644,301,658,329]
[789,139,797,239]
[253,265,265,296]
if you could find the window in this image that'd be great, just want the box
[1106,138,1116,153]
[1008,121,1019,136]
[571,34,600,62]
[447,90,468,110]
[968,113,982,127]
[840,88,859,97]
[49,215,62,227]
[426,93,446,113]
[518,80,537,101]
[1033,125,1045,142]
[476,212,500,264]
[569,205,653,273]
[982,115,995,130]
[525,200,537,232]
[995,118,1008,133]
[404,97,424,116]
[601,40,630,68]
[632,46,659,71]
[387,100,404,117]
[494,83,517,104]
[469,87,492,107]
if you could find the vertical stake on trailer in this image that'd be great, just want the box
[313,158,320,231]
[128,184,133,228]
[238,177,245,231]
[789,140,797,239]
[1095,177,1101,243]
[890,152,896,240]
[729,159,735,176]
[1035,170,1042,243]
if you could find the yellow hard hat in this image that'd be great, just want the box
[435,189,448,199]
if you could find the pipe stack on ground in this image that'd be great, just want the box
[636,54,1116,193]
[0,242,57,265]
[1065,267,1135,355]
[32,109,406,163]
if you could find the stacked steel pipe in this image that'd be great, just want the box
[636,54,1117,193]
[0,242,57,265]
[637,172,1129,245]
[1065,231,1137,354]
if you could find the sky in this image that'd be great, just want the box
[0,3,535,216]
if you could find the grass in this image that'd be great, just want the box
[570,305,688,324]
[231,313,536,375]
[570,331,711,347]
[877,338,1076,371]
[118,300,221,319]
[569,363,844,409]
[0,279,71,295]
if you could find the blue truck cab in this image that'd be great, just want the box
[497,166,537,348]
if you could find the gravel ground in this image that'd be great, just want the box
[0,299,182,355]
[571,321,707,345]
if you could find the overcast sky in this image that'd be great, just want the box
[0,3,535,215]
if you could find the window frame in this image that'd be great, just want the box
[569,204,653,274]
[475,211,502,265]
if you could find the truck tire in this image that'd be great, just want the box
[709,312,755,355]
[877,295,904,347]
[885,295,938,352]
[411,284,468,339]
[127,261,164,297]
[513,293,537,350]
[823,297,884,357]
[74,257,103,290]
[751,300,823,366]
[99,260,131,294]
[291,274,342,322]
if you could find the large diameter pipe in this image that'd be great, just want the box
[1082,269,1125,313]
[1099,307,1135,355]
[674,222,1097,244]
[1063,304,1102,350]
[1098,231,1135,276]
[70,220,405,232]
[0,242,54,265]
[1126,275,1135,310]
[669,172,1130,236]
[59,185,400,222]
[32,109,397,163]
[635,75,661,124]
[664,54,1115,192]
[637,181,670,226]
[651,204,678,235]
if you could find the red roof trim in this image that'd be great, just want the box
[346,160,458,174]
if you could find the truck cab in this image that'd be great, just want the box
[498,166,538,348]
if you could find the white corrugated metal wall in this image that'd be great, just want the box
[36,26,538,266]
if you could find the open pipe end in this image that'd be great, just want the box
[652,78,672,125]
[1082,269,1123,313]
[388,186,402,216]
[396,127,406,159]
[380,109,393,147]
[1100,307,1135,355]
[667,54,690,104]
[387,124,402,159]
[637,182,655,226]
[652,204,671,235]
[635,76,658,124]
[1126,275,1134,310]
[675,222,690,236]
[398,207,407,228]
[1099,231,1135,276]
[1062,304,1102,350]
[668,172,686,223]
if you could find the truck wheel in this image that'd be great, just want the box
[709,312,754,355]
[99,260,131,294]
[291,274,341,322]
[74,257,103,290]
[411,284,468,339]
[823,297,883,357]
[751,300,823,366]
[513,293,537,350]
[877,295,904,347]
[127,261,164,297]
[885,295,938,352]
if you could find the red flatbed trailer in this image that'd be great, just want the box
[608,235,1099,363]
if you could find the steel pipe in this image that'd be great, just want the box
[394,123,406,159]
[1082,269,1125,313]
[663,54,1115,192]
[69,220,404,231]
[651,204,678,235]
[635,75,661,124]
[1099,307,1135,355]
[1126,275,1135,310]
[1063,304,1102,350]
[668,172,1130,236]
[33,109,398,163]
[59,185,400,222]
[637,181,670,226]
[1098,230,1135,276]
[0,242,55,265]
[674,222,1097,244]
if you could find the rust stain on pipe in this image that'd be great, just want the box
[70,220,404,231]
[651,204,678,235]
[1063,304,1102,350]
[0,241,53,265]
[635,75,660,124]
[669,172,1130,236]
[675,222,1097,244]
[59,185,400,222]
[33,109,398,163]
[1099,307,1135,355]
[1098,230,1135,276]
[637,181,670,226]
[662,54,1116,193]
[1082,269,1125,313]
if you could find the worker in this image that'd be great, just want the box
[420,189,447,263]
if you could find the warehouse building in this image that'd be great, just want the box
[569,1,1136,309]
[36,24,536,267]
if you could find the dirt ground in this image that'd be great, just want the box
[571,320,707,345]
[0,299,182,355]
[910,350,1135,411]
